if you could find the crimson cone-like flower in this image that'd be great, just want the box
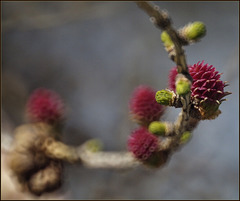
[168,61,230,119]
[128,127,159,161]
[189,61,228,102]
[26,88,65,125]
[168,67,178,91]
[129,86,165,126]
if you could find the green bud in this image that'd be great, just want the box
[155,90,174,105]
[85,139,103,152]
[161,31,174,47]
[180,131,191,144]
[149,121,166,136]
[185,21,206,41]
[176,79,191,95]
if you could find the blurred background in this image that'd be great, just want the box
[2,1,239,199]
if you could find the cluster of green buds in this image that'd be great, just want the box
[161,21,206,49]
[155,75,192,108]
[160,21,205,60]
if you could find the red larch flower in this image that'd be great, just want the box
[128,127,159,161]
[189,61,228,103]
[168,67,178,91]
[129,85,165,126]
[168,61,231,119]
[26,88,65,125]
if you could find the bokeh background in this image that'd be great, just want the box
[2,1,239,199]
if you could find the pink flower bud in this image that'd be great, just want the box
[129,85,165,126]
[128,127,159,161]
[26,88,65,125]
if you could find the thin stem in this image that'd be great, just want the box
[43,137,141,169]
[78,149,140,169]
[136,1,195,146]
[136,1,192,78]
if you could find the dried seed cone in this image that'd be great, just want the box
[8,123,57,176]
[28,160,63,196]
[8,123,63,195]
